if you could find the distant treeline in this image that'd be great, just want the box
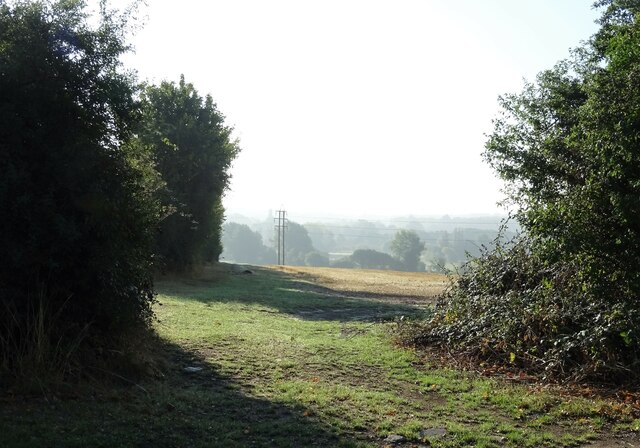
[222,215,515,271]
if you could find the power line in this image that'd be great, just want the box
[288,216,505,226]
[301,224,500,232]
[305,232,484,243]
[274,210,288,265]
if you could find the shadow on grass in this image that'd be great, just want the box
[0,338,365,448]
[157,265,430,322]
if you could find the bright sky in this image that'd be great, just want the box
[111,0,600,218]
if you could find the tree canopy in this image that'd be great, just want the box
[0,1,240,383]
[390,230,425,271]
[221,222,276,265]
[415,0,640,381]
[137,76,240,271]
[484,0,640,300]
[350,249,403,271]
[0,0,161,377]
[284,221,316,266]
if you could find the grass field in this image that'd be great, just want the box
[1,264,639,447]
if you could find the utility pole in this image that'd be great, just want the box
[274,210,287,265]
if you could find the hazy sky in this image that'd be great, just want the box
[108,0,600,218]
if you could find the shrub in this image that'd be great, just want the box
[412,234,640,381]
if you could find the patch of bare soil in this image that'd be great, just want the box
[586,433,640,447]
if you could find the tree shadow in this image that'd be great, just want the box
[157,266,431,323]
[138,340,366,447]
[0,339,366,448]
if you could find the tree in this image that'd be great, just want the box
[350,249,403,270]
[304,223,337,252]
[284,222,315,265]
[390,230,425,271]
[304,251,331,267]
[484,0,640,300]
[331,258,358,269]
[222,222,276,264]
[0,0,160,377]
[419,0,640,381]
[137,76,239,271]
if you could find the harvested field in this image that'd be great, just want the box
[273,265,448,303]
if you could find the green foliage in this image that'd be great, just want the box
[137,76,240,271]
[304,251,331,267]
[390,230,425,271]
[0,0,160,378]
[284,221,315,266]
[349,249,403,270]
[330,258,359,269]
[420,0,640,381]
[222,222,276,264]
[419,234,640,380]
[484,0,640,298]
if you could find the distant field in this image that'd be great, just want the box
[273,265,448,303]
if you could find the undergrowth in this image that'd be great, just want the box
[0,289,85,391]
[403,234,640,384]
[0,286,163,394]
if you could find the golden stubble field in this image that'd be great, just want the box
[272,265,448,303]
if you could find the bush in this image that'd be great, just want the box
[412,234,640,381]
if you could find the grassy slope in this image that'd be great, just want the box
[1,264,639,447]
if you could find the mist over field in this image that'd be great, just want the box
[222,210,518,272]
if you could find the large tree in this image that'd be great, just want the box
[221,222,276,264]
[390,230,425,271]
[485,0,640,300]
[0,0,160,377]
[284,222,315,266]
[420,0,640,381]
[137,77,240,271]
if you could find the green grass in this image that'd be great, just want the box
[0,265,637,447]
